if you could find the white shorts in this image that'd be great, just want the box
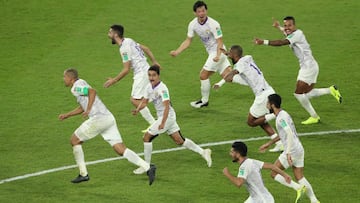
[278,152,304,169]
[244,195,274,203]
[203,52,231,74]
[249,88,275,118]
[131,72,150,99]
[297,60,319,85]
[75,114,123,146]
[147,114,180,135]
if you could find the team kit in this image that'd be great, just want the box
[59,1,342,203]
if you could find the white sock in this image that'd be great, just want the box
[73,145,87,176]
[274,174,301,190]
[200,79,210,103]
[139,107,155,125]
[294,93,318,118]
[144,142,153,164]
[298,177,318,203]
[306,88,330,99]
[123,148,150,171]
[232,74,248,86]
[182,138,204,155]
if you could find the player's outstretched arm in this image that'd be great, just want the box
[132,98,149,115]
[59,106,84,120]
[263,162,291,184]
[140,44,160,68]
[170,37,192,57]
[254,38,290,46]
[104,62,131,88]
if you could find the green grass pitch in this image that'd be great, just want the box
[0,0,359,202]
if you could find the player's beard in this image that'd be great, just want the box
[232,157,239,163]
[269,107,274,114]
[111,37,116,44]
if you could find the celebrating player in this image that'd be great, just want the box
[222,45,283,152]
[223,141,292,203]
[170,1,243,108]
[105,24,159,131]
[254,16,342,125]
[59,68,156,185]
[131,65,212,174]
[260,94,320,203]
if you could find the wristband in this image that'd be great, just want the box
[263,40,269,45]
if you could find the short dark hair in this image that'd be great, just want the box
[268,94,282,108]
[232,141,247,156]
[193,1,207,12]
[148,64,160,75]
[283,16,295,25]
[110,24,124,38]
[230,45,243,57]
[64,68,78,79]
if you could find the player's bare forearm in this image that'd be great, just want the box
[223,167,244,188]
[254,38,290,46]
[170,37,192,57]
[104,64,130,88]
[140,44,158,65]
[224,70,238,82]
[160,101,170,127]
[59,106,83,120]
[83,88,96,117]
[132,98,148,115]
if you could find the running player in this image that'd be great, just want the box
[254,16,342,125]
[131,65,212,174]
[59,68,156,185]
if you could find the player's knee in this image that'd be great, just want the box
[247,120,257,127]
[70,134,81,146]
[270,171,278,179]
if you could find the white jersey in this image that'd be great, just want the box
[276,110,304,157]
[145,81,176,118]
[71,79,111,117]
[286,29,316,67]
[234,55,273,96]
[187,16,225,54]
[238,158,274,203]
[119,38,150,76]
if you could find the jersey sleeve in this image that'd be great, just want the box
[234,61,246,74]
[160,86,170,102]
[71,80,90,96]
[210,20,223,39]
[120,44,132,63]
[286,30,303,45]
[187,21,195,38]
[253,159,264,169]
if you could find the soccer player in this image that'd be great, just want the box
[223,141,292,203]
[59,68,156,185]
[259,94,320,203]
[170,1,240,108]
[222,45,283,152]
[254,16,342,125]
[104,24,159,131]
[131,65,212,174]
